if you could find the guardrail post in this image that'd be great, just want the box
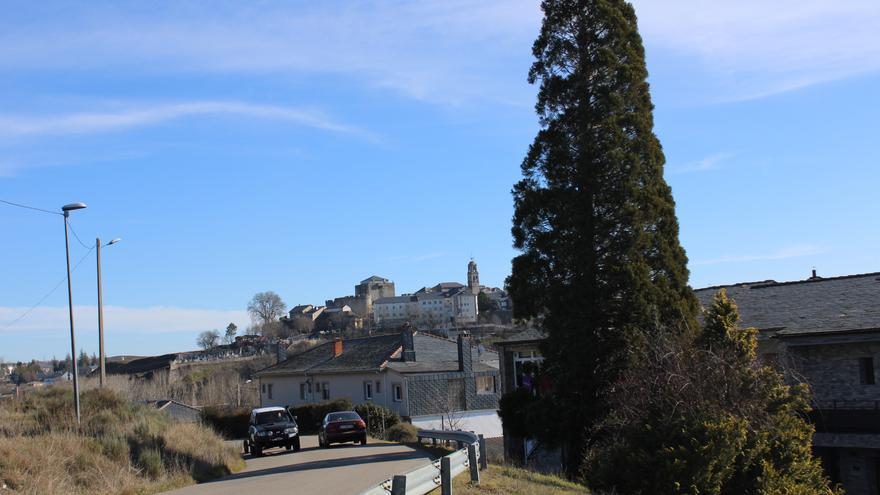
[391,475,407,495]
[441,456,452,495]
[478,434,487,470]
[467,444,480,484]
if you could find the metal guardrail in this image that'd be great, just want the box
[357,429,487,495]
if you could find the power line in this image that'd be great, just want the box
[66,220,91,250]
[3,246,95,329]
[0,199,62,216]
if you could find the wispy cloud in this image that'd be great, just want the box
[633,0,880,101]
[0,2,876,107]
[669,152,733,175]
[0,102,365,139]
[0,2,539,107]
[0,305,248,334]
[693,245,829,266]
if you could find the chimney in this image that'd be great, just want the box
[402,329,416,362]
[458,332,472,373]
[276,343,287,364]
[332,337,343,358]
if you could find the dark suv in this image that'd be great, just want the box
[244,407,301,457]
[318,411,367,447]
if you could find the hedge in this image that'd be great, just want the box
[289,398,353,434]
[353,403,401,438]
[201,405,251,439]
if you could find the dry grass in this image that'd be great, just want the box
[79,356,271,408]
[0,386,244,494]
[446,465,588,495]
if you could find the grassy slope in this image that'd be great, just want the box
[0,387,244,494]
[449,465,588,495]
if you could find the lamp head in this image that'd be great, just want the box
[108,238,122,246]
[61,203,87,212]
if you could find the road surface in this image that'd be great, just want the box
[164,435,433,495]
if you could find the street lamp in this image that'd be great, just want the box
[62,202,87,424]
[96,237,121,388]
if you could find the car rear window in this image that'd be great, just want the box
[327,412,360,422]
[255,410,291,425]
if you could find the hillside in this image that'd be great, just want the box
[0,386,244,494]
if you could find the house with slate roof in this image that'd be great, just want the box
[695,270,880,495]
[254,330,503,437]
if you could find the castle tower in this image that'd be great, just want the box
[467,259,480,294]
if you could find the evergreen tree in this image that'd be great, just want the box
[507,0,697,473]
[586,290,838,494]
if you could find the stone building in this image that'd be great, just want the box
[373,262,480,328]
[495,328,557,469]
[695,271,880,495]
[255,330,502,438]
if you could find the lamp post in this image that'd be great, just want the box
[62,202,87,424]
[96,237,121,388]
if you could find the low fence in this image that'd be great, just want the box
[357,429,488,495]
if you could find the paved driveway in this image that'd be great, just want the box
[164,435,432,495]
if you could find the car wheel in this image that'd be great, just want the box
[243,440,250,454]
[294,438,301,452]
[253,445,262,457]
[360,436,367,445]
[285,443,292,451]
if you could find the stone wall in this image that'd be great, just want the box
[405,369,500,417]
[786,341,880,404]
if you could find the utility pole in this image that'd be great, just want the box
[96,237,106,387]
[62,202,87,424]
[96,237,120,388]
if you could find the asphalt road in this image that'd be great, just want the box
[164,435,433,495]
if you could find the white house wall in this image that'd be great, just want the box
[259,370,411,417]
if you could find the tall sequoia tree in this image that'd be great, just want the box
[507,0,698,473]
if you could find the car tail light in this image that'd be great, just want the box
[356,420,366,429]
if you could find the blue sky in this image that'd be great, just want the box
[2,1,879,362]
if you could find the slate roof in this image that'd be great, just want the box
[497,328,547,345]
[694,272,880,337]
[257,332,498,376]
[106,353,179,375]
[361,275,391,284]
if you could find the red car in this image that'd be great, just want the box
[318,411,367,447]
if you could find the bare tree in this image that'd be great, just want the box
[441,383,466,431]
[224,323,238,345]
[197,329,220,350]
[247,291,287,334]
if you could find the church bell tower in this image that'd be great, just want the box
[467,259,480,294]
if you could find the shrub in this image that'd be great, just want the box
[354,403,400,438]
[385,423,419,443]
[290,398,353,434]
[202,405,250,439]
[136,448,164,480]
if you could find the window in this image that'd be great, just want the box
[392,383,403,402]
[300,383,307,400]
[513,350,544,388]
[261,383,266,394]
[860,357,876,385]
[375,380,382,394]
[267,383,274,400]
[364,381,373,400]
[476,375,495,395]
[322,382,330,400]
